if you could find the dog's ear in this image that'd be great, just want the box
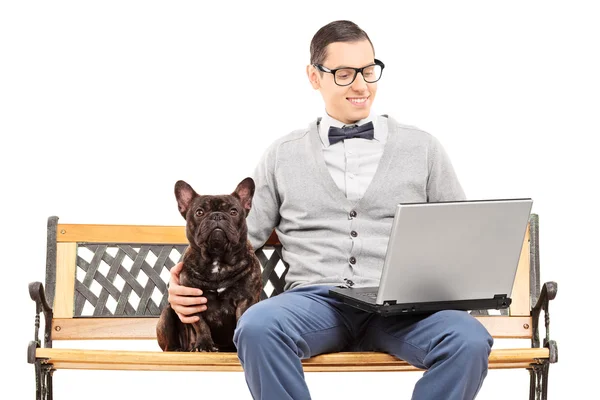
[174,180,198,219]
[232,177,255,214]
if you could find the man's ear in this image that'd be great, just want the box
[306,65,321,90]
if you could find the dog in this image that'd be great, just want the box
[156,177,262,352]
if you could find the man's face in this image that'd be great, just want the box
[307,40,377,125]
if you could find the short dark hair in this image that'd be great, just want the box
[310,20,374,66]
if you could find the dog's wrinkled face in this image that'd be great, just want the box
[174,178,255,255]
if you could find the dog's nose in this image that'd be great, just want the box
[210,212,225,221]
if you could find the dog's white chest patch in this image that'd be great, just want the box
[211,260,220,274]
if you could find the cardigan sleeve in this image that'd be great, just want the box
[246,142,282,250]
[426,135,466,202]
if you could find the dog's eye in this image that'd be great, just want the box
[230,208,238,216]
[195,209,204,217]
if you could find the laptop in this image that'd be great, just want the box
[329,198,533,316]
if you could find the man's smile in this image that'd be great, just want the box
[347,96,369,106]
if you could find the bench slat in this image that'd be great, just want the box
[50,315,534,340]
[37,348,549,372]
[46,362,539,372]
[509,227,531,316]
[57,224,187,244]
[54,243,77,318]
[56,223,281,246]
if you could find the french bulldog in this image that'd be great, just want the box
[157,177,262,352]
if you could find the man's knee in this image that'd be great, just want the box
[439,310,493,357]
[233,300,283,348]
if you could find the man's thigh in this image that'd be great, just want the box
[358,310,491,368]
[236,285,356,358]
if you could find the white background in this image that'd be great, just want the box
[1,1,598,399]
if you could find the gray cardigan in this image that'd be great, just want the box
[247,116,465,290]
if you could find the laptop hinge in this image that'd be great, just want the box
[493,294,510,308]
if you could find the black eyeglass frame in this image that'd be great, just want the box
[313,59,385,86]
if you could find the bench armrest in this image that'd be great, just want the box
[28,282,54,363]
[531,281,558,363]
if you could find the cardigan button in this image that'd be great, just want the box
[350,230,358,237]
[349,210,357,218]
[349,257,357,265]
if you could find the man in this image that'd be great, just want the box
[168,20,493,400]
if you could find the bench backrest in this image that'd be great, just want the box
[43,215,540,341]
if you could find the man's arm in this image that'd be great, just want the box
[168,261,206,323]
[247,143,281,250]
[426,135,466,202]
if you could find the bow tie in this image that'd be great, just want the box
[328,121,375,145]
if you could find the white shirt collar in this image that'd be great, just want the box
[317,111,385,147]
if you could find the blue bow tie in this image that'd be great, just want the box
[328,121,375,145]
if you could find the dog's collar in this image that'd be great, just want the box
[199,261,252,295]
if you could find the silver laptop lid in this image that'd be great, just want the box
[376,199,533,305]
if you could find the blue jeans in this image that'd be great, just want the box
[233,285,493,400]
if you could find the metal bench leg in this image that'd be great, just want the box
[541,363,549,400]
[47,367,54,400]
[529,368,536,400]
[35,361,42,400]
[529,363,550,400]
[35,361,54,400]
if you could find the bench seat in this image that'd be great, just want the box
[36,348,550,372]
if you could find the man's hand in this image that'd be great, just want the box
[168,261,207,323]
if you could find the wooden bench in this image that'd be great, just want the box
[28,214,558,399]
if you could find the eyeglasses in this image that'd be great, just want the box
[313,59,385,86]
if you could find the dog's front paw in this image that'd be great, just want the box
[192,342,219,352]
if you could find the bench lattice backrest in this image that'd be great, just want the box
[43,215,540,341]
[45,217,287,318]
